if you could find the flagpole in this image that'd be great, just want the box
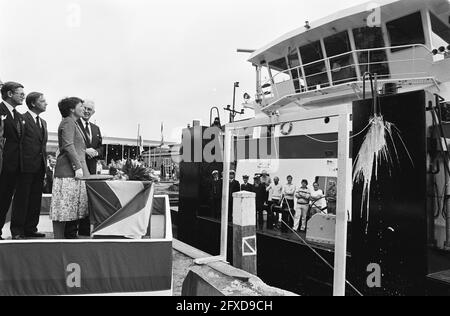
[137,124,140,147]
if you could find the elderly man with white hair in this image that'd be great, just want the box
[77,100,103,174]
[70,99,104,237]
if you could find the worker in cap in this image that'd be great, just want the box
[210,170,222,219]
[228,170,240,222]
[241,175,254,192]
[253,174,267,228]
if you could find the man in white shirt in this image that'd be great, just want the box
[311,182,327,215]
[295,180,311,232]
[267,176,282,204]
[267,176,282,229]
[282,175,296,230]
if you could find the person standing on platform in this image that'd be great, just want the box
[50,97,90,239]
[0,107,4,176]
[0,82,26,240]
[228,170,240,222]
[76,100,103,237]
[260,170,271,187]
[267,176,282,229]
[295,180,311,232]
[11,92,48,239]
[282,175,296,230]
[241,175,254,192]
[0,79,3,174]
[210,170,222,219]
[260,170,271,206]
[78,100,103,175]
[44,155,56,194]
[310,182,327,216]
[253,175,266,229]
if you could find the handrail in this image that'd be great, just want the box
[260,44,435,100]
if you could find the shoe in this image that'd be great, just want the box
[25,232,46,238]
[64,235,79,240]
[12,235,25,240]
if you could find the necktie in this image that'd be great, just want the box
[85,122,91,138]
[85,122,92,144]
[12,109,21,137]
[36,116,44,137]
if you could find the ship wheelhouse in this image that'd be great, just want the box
[248,0,450,115]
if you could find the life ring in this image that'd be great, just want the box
[280,122,293,136]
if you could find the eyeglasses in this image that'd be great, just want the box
[13,91,25,97]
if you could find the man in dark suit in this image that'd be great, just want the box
[11,92,48,239]
[241,175,254,192]
[0,80,4,175]
[228,170,241,222]
[76,100,103,236]
[210,170,222,219]
[0,82,26,240]
[0,112,5,175]
[43,155,56,194]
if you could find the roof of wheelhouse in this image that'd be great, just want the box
[248,0,449,65]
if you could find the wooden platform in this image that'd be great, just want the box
[2,216,54,240]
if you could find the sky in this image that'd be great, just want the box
[0,0,370,142]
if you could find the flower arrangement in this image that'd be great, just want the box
[109,159,160,182]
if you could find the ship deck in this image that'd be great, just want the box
[198,216,348,255]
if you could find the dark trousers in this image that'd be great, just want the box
[211,198,221,219]
[281,199,295,233]
[257,209,264,229]
[78,217,91,236]
[267,199,281,229]
[0,170,19,237]
[64,220,79,239]
[53,221,79,239]
[11,169,45,236]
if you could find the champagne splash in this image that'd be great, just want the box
[353,114,413,233]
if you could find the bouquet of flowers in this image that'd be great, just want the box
[109,159,160,182]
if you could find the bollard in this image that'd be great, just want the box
[232,191,257,275]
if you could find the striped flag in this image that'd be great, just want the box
[139,135,144,154]
[87,181,154,239]
[160,122,164,147]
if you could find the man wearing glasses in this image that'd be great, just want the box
[0,82,26,240]
[75,99,103,236]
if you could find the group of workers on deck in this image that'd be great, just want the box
[210,170,327,233]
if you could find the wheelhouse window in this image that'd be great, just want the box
[268,57,290,84]
[299,40,329,89]
[386,12,426,51]
[353,27,390,77]
[287,49,303,93]
[324,31,357,85]
[430,12,450,60]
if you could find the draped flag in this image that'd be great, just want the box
[86,181,154,239]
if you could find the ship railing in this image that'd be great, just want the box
[260,44,435,103]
